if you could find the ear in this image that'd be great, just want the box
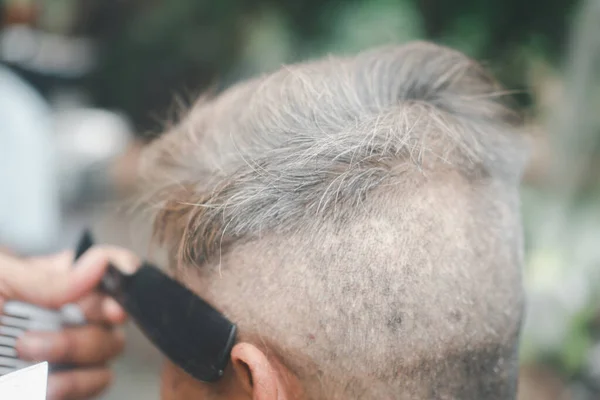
[230,343,287,400]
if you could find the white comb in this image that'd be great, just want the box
[0,362,48,399]
[0,301,85,376]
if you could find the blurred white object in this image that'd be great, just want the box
[0,362,48,400]
[53,105,133,205]
[0,66,61,254]
[1,25,96,78]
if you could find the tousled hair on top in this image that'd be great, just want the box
[142,42,526,399]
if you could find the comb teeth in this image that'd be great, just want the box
[0,303,47,376]
[0,302,85,376]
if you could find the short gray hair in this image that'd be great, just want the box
[143,41,526,399]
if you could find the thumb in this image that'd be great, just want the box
[0,249,114,309]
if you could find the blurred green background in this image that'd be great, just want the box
[83,0,577,134]
[2,0,600,399]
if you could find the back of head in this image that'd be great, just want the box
[143,42,526,399]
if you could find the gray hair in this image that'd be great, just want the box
[142,41,526,399]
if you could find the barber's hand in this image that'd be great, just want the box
[0,247,140,400]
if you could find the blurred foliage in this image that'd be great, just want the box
[68,0,580,134]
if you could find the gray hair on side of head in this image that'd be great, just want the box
[143,41,525,268]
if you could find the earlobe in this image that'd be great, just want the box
[231,343,280,400]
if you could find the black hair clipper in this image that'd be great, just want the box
[78,232,237,382]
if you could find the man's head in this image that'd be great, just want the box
[142,41,526,399]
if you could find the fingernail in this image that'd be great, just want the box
[103,297,126,322]
[17,335,51,359]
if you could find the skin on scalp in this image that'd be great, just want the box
[141,41,527,399]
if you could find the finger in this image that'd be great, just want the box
[17,326,125,365]
[0,250,102,308]
[47,368,112,400]
[0,252,72,310]
[28,251,75,272]
[0,246,139,308]
[30,246,140,274]
[77,293,127,324]
[102,297,128,324]
[29,246,139,274]
[94,245,140,274]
